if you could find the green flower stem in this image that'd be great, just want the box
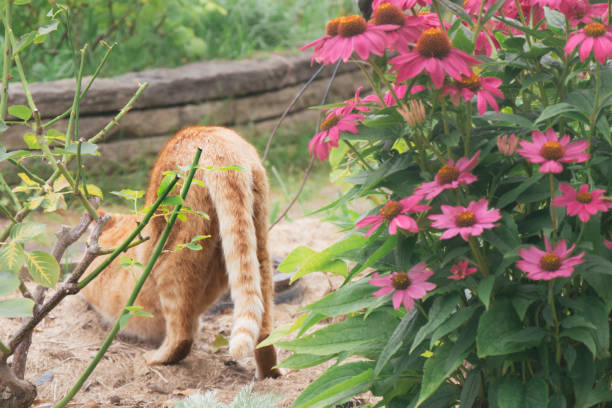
[54,149,201,408]
[0,172,21,209]
[0,0,12,121]
[355,60,385,107]
[549,173,558,232]
[65,45,88,148]
[88,82,148,144]
[575,221,585,247]
[54,143,98,219]
[0,203,17,223]
[431,0,446,32]
[368,61,401,107]
[44,42,117,129]
[96,236,150,256]
[548,282,561,365]
[415,302,429,320]
[7,158,46,185]
[468,236,489,278]
[7,29,37,113]
[588,63,601,154]
[472,0,487,42]
[343,140,373,171]
[77,174,180,290]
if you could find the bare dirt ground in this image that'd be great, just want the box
[3,215,377,408]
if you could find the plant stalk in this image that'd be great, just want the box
[54,149,201,408]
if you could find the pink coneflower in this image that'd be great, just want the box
[552,184,610,222]
[309,112,363,161]
[362,84,408,107]
[301,18,342,65]
[372,3,423,53]
[320,15,396,64]
[516,129,589,174]
[444,73,504,115]
[474,29,500,57]
[369,263,436,310]
[449,260,477,280]
[415,151,480,199]
[372,0,432,11]
[497,134,518,156]
[561,1,609,26]
[329,86,371,116]
[516,237,584,281]
[428,198,501,241]
[390,28,481,88]
[565,22,612,64]
[356,195,431,237]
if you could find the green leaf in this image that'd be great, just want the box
[25,250,60,288]
[571,296,609,357]
[0,270,20,296]
[14,0,32,4]
[8,105,32,121]
[0,241,25,273]
[562,328,597,357]
[416,319,476,407]
[59,141,99,156]
[157,173,176,197]
[544,7,565,30]
[498,377,548,408]
[477,299,544,357]
[430,305,478,349]
[23,133,40,149]
[12,31,36,55]
[277,353,335,370]
[289,235,366,283]
[278,246,316,273]
[0,298,34,318]
[374,308,419,376]
[477,275,495,310]
[496,172,545,209]
[0,147,26,162]
[411,294,460,353]
[535,102,578,124]
[210,333,229,352]
[480,112,534,129]
[277,311,396,356]
[160,195,184,206]
[305,279,381,317]
[38,20,59,35]
[10,222,46,242]
[436,0,472,22]
[348,234,398,279]
[110,189,145,201]
[460,370,482,408]
[291,362,373,408]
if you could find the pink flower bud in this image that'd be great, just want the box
[497,133,518,156]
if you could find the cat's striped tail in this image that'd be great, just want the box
[207,167,264,360]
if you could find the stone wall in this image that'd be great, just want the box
[2,52,364,162]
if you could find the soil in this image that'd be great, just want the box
[3,216,378,408]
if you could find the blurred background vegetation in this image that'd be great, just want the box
[8,0,354,82]
[3,0,356,211]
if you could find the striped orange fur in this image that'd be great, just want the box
[81,126,281,378]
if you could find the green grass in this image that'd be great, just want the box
[8,0,356,83]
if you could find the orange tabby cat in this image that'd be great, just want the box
[81,126,281,379]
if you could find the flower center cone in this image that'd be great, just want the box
[417,28,452,59]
